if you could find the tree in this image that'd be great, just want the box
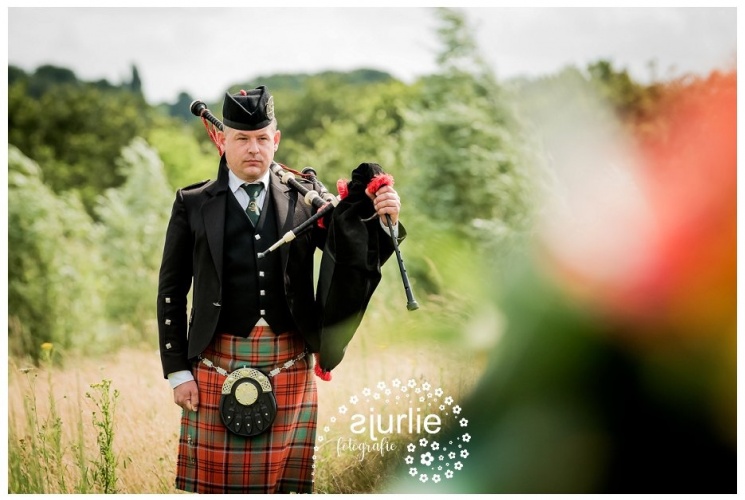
[586,60,661,133]
[95,138,174,333]
[130,64,143,95]
[8,64,27,86]
[147,115,218,190]
[28,64,79,97]
[402,8,534,246]
[275,77,415,184]
[8,81,149,212]
[165,91,196,121]
[8,146,105,361]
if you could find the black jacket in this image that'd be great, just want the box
[157,158,401,377]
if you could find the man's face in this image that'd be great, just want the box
[222,124,281,182]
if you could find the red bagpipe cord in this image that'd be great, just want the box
[201,117,225,157]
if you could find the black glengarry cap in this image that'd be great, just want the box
[222,86,275,131]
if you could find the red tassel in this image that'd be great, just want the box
[366,173,394,195]
[201,117,225,156]
[314,354,333,381]
[337,179,349,200]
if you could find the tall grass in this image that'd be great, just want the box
[8,348,181,494]
[86,379,120,493]
[8,366,125,494]
[8,330,485,493]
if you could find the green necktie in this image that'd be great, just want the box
[242,183,263,225]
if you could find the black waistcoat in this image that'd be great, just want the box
[215,189,294,336]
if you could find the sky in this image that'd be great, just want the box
[6,6,739,105]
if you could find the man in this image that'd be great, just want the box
[157,86,402,493]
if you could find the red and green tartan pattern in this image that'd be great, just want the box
[175,328,317,493]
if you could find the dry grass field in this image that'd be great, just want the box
[8,330,486,494]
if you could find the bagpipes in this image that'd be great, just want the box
[191,100,418,378]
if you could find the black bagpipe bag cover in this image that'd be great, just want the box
[315,162,387,372]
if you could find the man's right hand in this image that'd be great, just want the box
[173,380,199,412]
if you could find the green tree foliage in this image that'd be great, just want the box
[586,60,661,129]
[147,116,218,190]
[274,77,417,184]
[164,91,197,122]
[222,69,405,184]
[8,146,105,362]
[95,139,174,333]
[8,66,150,213]
[129,64,143,95]
[27,64,79,97]
[9,64,29,86]
[8,139,174,361]
[234,68,394,94]
[402,8,534,246]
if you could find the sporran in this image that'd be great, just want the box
[219,367,277,437]
[200,349,306,438]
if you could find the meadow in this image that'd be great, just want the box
[8,318,486,494]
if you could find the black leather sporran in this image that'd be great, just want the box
[218,367,278,437]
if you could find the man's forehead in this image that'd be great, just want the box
[228,126,275,136]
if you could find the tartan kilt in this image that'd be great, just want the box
[175,328,317,493]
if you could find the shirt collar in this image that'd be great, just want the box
[228,166,271,195]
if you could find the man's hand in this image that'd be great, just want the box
[174,380,199,412]
[367,185,401,225]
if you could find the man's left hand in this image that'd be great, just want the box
[367,185,401,225]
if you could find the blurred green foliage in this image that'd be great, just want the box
[8,72,150,213]
[8,140,172,362]
[402,9,535,252]
[9,145,103,362]
[94,139,174,330]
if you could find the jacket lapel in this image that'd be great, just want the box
[202,158,230,284]
[269,165,296,271]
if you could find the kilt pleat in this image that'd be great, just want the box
[175,328,317,493]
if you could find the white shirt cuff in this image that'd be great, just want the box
[379,218,399,238]
[167,370,194,389]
